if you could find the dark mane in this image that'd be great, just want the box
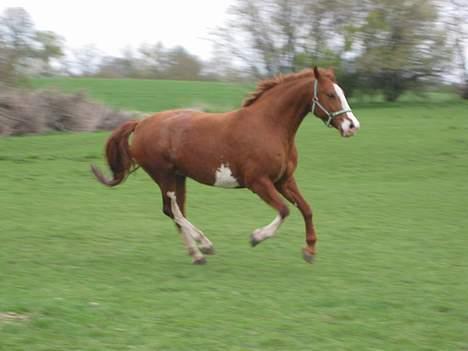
[242,69,315,107]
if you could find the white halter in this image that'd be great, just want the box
[311,79,352,127]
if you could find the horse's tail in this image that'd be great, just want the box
[91,120,139,187]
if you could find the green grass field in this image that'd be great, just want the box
[31,78,252,113]
[1,79,468,350]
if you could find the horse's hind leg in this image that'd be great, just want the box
[175,175,215,255]
[276,176,317,263]
[157,174,206,264]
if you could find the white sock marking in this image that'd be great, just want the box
[167,192,205,259]
[252,214,283,242]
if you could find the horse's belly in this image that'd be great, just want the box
[176,162,243,189]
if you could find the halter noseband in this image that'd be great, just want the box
[311,79,352,127]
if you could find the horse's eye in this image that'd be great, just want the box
[327,93,335,98]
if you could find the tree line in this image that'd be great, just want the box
[0,8,219,83]
[215,0,468,100]
[1,1,467,101]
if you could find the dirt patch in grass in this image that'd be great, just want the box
[0,312,30,323]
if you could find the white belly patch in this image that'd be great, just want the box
[214,164,239,188]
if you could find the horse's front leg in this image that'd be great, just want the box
[248,178,290,247]
[276,176,317,263]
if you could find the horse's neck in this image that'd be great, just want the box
[253,78,313,141]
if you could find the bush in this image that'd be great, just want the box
[0,87,137,136]
[461,81,468,100]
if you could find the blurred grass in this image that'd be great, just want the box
[0,79,467,350]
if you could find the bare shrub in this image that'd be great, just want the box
[0,87,137,136]
[0,88,46,135]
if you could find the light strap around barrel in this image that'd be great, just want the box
[311,79,352,127]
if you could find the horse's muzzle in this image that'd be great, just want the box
[339,115,360,137]
[340,126,359,137]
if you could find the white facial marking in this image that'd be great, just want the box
[252,215,283,243]
[214,164,239,188]
[341,118,352,132]
[333,83,360,134]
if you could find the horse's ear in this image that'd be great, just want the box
[313,66,321,80]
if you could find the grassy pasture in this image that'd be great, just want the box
[1,79,468,350]
[31,78,251,113]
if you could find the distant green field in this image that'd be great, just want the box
[30,77,459,113]
[1,79,468,350]
[31,78,252,113]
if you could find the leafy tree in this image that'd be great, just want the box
[213,0,361,77]
[164,46,203,80]
[213,0,308,76]
[138,42,168,78]
[214,0,451,101]
[35,30,64,75]
[355,0,448,101]
[441,0,468,98]
[0,7,64,83]
[95,44,203,80]
[0,7,35,84]
[72,44,102,76]
[0,7,35,53]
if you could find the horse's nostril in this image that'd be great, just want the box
[349,123,355,129]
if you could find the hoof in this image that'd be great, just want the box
[302,248,315,264]
[250,235,260,247]
[199,246,215,255]
[192,256,207,265]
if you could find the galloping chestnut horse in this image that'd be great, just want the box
[91,67,360,264]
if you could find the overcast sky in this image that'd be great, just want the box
[0,0,234,60]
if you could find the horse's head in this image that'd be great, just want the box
[311,66,360,137]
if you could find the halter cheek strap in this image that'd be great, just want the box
[311,79,352,128]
